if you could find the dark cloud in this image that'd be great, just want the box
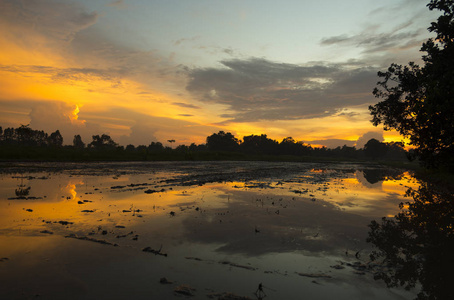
[186,58,377,123]
[223,48,235,56]
[69,28,181,87]
[320,29,422,54]
[171,102,201,109]
[0,64,124,88]
[337,111,360,118]
[0,0,180,89]
[178,114,193,117]
[0,0,98,42]
[321,0,438,60]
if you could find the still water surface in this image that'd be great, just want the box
[0,162,421,299]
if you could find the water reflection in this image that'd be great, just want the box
[367,184,454,300]
[361,168,404,185]
[0,162,424,300]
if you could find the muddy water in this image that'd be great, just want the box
[0,162,419,299]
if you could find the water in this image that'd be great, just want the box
[0,161,422,299]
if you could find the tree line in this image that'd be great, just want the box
[0,125,407,162]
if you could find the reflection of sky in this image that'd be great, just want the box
[0,163,419,300]
[0,165,418,254]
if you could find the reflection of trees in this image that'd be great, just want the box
[367,184,454,300]
[362,168,404,184]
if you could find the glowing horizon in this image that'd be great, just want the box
[0,0,438,148]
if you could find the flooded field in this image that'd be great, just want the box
[0,161,422,299]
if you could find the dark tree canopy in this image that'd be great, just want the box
[206,131,240,152]
[0,124,412,161]
[89,134,118,149]
[370,0,454,168]
[0,124,50,147]
[148,141,164,152]
[73,135,85,149]
[279,137,312,156]
[241,134,279,155]
[48,130,63,147]
[364,138,388,160]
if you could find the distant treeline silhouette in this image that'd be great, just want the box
[0,125,407,162]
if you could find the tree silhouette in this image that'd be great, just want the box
[89,134,117,149]
[370,0,454,168]
[206,131,239,152]
[148,141,164,152]
[367,184,454,300]
[279,137,311,156]
[48,130,63,147]
[73,135,85,148]
[125,144,135,152]
[241,134,279,155]
[364,138,388,160]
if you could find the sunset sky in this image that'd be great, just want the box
[0,0,439,148]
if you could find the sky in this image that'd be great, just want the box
[0,0,440,148]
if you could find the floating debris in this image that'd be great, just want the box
[8,196,43,200]
[144,188,165,194]
[291,189,307,194]
[219,261,257,271]
[56,221,74,226]
[295,272,332,279]
[159,277,173,284]
[128,183,149,187]
[142,245,167,257]
[111,185,126,189]
[174,284,196,297]
[116,231,134,239]
[330,264,345,270]
[207,292,252,300]
[185,257,202,261]
[40,230,53,234]
[65,234,118,246]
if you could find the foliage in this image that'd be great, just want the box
[206,131,240,152]
[73,135,85,148]
[370,0,454,168]
[0,124,57,147]
[48,130,63,147]
[367,184,454,299]
[89,134,118,149]
[241,134,279,155]
[364,138,388,160]
[0,125,411,162]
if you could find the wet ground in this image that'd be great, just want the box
[0,161,420,299]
